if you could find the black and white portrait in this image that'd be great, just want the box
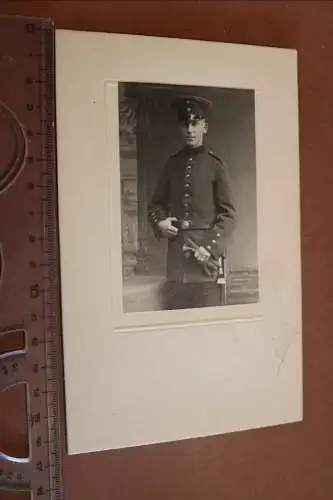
[118,82,259,313]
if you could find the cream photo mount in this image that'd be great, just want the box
[56,30,302,454]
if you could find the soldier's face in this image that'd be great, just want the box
[180,116,208,148]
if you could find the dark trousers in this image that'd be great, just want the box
[163,281,222,310]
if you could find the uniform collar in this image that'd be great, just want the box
[183,144,205,157]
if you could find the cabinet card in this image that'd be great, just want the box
[55,30,302,454]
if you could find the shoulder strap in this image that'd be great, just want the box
[208,150,223,163]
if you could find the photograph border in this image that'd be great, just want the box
[115,81,261,331]
[106,81,264,333]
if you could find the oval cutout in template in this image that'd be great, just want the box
[0,101,27,194]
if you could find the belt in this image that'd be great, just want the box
[176,221,212,231]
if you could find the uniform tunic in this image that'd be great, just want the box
[148,144,237,308]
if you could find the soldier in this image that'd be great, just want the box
[148,95,237,310]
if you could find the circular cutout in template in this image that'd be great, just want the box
[0,101,27,194]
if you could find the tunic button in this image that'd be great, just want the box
[212,240,217,244]
[185,193,189,197]
[217,233,220,237]
[207,245,212,250]
[182,221,190,229]
[184,183,190,188]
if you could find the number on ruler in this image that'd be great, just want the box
[30,284,40,298]
[26,23,35,33]
[29,412,41,427]
[37,486,44,496]
[31,336,39,347]
[2,363,18,375]
[35,461,43,471]
[33,387,41,398]
[32,362,39,373]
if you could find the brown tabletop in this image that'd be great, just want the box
[1,2,333,500]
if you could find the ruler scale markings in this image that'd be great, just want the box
[0,15,64,500]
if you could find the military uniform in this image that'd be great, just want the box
[148,96,237,309]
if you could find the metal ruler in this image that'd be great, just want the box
[0,14,64,500]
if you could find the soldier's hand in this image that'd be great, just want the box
[194,246,211,263]
[157,217,179,238]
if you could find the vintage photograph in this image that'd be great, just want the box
[58,30,302,454]
[118,81,259,313]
